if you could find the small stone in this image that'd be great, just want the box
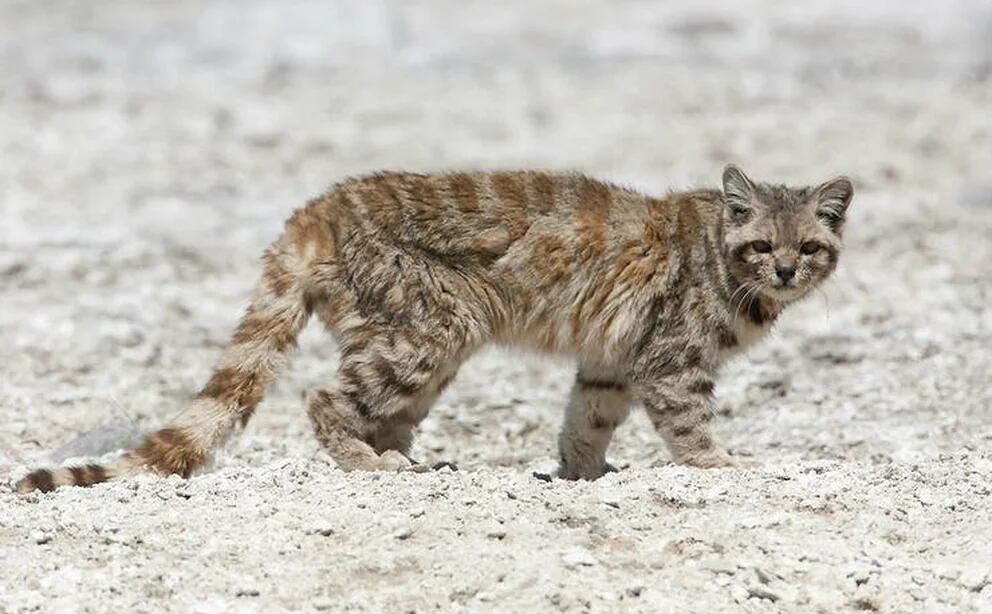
[938,567,962,582]
[393,527,414,541]
[729,584,749,603]
[698,558,737,575]
[562,549,597,569]
[486,530,507,540]
[915,487,936,506]
[748,586,779,602]
[960,568,989,592]
[850,568,872,586]
[31,531,52,545]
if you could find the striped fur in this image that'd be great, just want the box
[16,166,852,492]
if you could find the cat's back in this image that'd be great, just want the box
[323,170,659,259]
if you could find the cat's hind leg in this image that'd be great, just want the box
[307,326,463,472]
[370,366,458,458]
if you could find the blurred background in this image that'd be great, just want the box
[2,2,992,611]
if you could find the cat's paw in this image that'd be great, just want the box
[378,450,413,471]
[678,448,738,469]
[556,461,615,481]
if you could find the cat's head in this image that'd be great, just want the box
[720,164,854,303]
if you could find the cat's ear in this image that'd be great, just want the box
[814,176,854,234]
[722,164,756,221]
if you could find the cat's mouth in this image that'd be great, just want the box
[765,282,808,301]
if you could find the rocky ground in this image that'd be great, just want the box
[1,1,991,612]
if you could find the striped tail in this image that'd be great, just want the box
[16,203,335,493]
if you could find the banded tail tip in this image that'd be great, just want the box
[16,469,58,493]
[15,464,112,494]
[14,427,209,494]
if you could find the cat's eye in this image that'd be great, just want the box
[751,241,773,254]
[799,242,820,255]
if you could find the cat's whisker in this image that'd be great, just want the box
[728,282,753,323]
[743,284,763,316]
[731,281,762,330]
[739,282,761,314]
[814,286,832,322]
[731,282,755,324]
[729,284,748,328]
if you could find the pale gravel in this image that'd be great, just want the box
[1,1,991,612]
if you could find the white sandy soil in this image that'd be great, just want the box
[1,1,991,612]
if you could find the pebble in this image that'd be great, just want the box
[959,568,989,592]
[562,549,597,569]
[938,567,962,582]
[747,586,780,602]
[729,584,749,603]
[30,531,52,545]
[698,558,737,575]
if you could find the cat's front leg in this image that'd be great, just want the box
[632,367,736,469]
[556,362,632,480]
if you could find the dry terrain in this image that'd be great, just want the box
[1,1,991,612]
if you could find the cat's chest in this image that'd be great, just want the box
[719,316,773,363]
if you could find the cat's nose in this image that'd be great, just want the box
[775,264,796,282]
